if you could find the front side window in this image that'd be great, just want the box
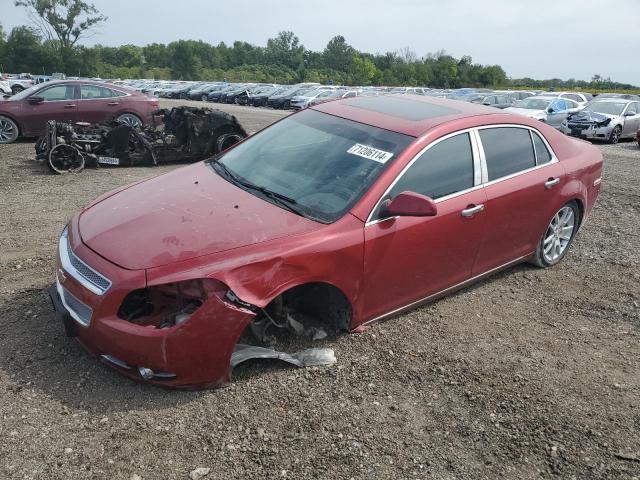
[625,103,638,115]
[372,133,475,219]
[480,127,536,181]
[212,109,413,223]
[40,85,76,101]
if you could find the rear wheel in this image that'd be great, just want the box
[529,202,579,268]
[215,128,246,154]
[0,115,18,144]
[201,94,208,102]
[608,125,622,144]
[116,113,142,128]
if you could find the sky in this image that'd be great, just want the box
[2,0,638,85]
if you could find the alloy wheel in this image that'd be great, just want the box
[542,206,575,263]
[0,117,18,143]
[610,126,621,144]
[116,113,142,127]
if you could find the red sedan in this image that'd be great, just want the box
[0,80,159,143]
[48,95,603,388]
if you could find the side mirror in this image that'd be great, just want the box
[547,107,555,114]
[624,111,635,117]
[28,95,44,104]
[380,191,438,218]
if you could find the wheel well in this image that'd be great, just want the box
[116,112,143,123]
[242,282,353,347]
[570,198,584,226]
[273,282,353,332]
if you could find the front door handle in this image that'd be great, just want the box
[545,177,560,189]
[63,104,76,108]
[461,204,484,217]
[107,102,119,106]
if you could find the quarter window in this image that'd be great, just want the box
[531,132,552,165]
[374,133,474,218]
[480,127,536,181]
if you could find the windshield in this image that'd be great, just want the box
[586,101,626,115]
[211,109,413,223]
[514,98,552,110]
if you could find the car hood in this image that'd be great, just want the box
[78,162,323,270]
[567,110,617,124]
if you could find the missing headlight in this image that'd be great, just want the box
[118,279,228,328]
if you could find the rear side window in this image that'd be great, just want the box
[110,89,128,97]
[531,132,552,164]
[377,132,474,213]
[80,85,113,99]
[480,127,536,181]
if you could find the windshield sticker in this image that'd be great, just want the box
[347,143,394,164]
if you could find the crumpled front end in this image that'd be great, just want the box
[562,110,617,140]
[48,217,256,388]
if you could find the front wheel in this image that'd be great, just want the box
[0,115,19,144]
[201,94,208,102]
[608,125,622,144]
[529,202,579,268]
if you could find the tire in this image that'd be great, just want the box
[116,113,143,128]
[48,144,85,174]
[215,129,246,154]
[529,201,580,268]
[201,94,208,102]
[608,125,622,144]
[0,115,19,144]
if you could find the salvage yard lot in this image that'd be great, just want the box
[0,99,639,480]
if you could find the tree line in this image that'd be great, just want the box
[1,1,637,91]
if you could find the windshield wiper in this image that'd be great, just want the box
[211,159,307,218]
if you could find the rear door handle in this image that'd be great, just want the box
[107,102,119,106]
[461,204,484,217]
[63,104,76,108]
[545,177,560,189]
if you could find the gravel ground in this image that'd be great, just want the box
[0,101,639,480]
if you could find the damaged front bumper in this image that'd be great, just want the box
[48,220,257,388]
[563,122,614,140]
[48,279,256,388]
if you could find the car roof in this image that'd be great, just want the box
[311,94,512,137]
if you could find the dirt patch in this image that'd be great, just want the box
[0,104,638,479]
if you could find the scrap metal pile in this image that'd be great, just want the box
[35,106,247,174]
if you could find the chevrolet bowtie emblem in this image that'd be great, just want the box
[57,268,67,284]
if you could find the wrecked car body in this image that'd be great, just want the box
[35,106,247,174]
[48,95,603,389]
[561,98,640,144]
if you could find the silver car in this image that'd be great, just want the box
[504,96,582,129]
[561,98,640,144]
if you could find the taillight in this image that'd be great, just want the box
[148,97,159,108]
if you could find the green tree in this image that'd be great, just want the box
[323,35,355,71]
[3,26,57,74]
[265,31,304,69]
[350,54,377,85]
[15,0,106,49]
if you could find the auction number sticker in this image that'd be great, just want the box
[347,144,393,164]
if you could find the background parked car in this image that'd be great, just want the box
[470,93,516,109]
[561,98,640,144]
[505,96,582,129]
[250,86,286,107]
[535,91,592,105]
[0,80,158,143]
[267,86,313,109]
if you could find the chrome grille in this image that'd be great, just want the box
[59,227,112,295]
[59,283,93,326]
[66,239,111,291]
